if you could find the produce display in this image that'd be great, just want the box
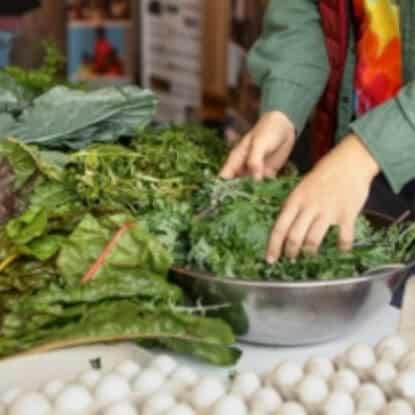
[0,50,238,364]
[1,335,415,415]
[0,48,414,364]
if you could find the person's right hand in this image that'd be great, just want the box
[220,111,296,180]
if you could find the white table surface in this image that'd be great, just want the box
[176,305,401,377]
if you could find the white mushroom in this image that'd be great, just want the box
[54,384,93,412]
[399,352,415,372]
[319,391,354,415]
[249,386,282,413]
[165,367,199,397]
[115,360,141,381]
[79,369,102,389]
[375,336,408,364]
[329,369,360,394]
[230,372,261,400]
[141,392,176,415]
[163,403,195,415]
[150,355,177,376]
[296,374,329,412]
[132,368,165,401]
[395,370,415,401]
[345,344,376,379]
[355,383,386,413]
[164,379,189,397]
[270,361,304,399]
[211,395,248,415]
[95,374,131,404]
[276,401,307,415]
[9,392,51,415]
[42,380,65,400]
[304,357,335,381]
[334,354,347,370]
[171,367,198,388]
[187,377,225,411]
[381,399,414,415]
[0,388,22,406]
[370,360,397,397]
[102,401,138,415]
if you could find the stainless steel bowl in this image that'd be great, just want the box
[173,267,407,346]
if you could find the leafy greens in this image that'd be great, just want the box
[1,60,415,366]
[0,131,239,365]
[187,178,415,280]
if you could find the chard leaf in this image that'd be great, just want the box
[6,206,48,246]
[0,300,239,366]
[57,213,173,286]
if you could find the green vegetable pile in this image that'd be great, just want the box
[0,49,414,365]
[0,50,239,365]
[187,178,415,280]
[0,134,239,365]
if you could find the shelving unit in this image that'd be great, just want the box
[140,0,203,123]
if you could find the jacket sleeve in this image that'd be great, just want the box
[247,0,330,134]
[350,83,415,193]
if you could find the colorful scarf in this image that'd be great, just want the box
[353,0,402,115]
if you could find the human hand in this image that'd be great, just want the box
[267,134,380,262]
[220,111,296,180]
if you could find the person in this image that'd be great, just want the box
[220,0,415,264]
[93,26,112,74]
[0,0,40,68]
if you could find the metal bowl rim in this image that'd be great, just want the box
[172,267,402,289]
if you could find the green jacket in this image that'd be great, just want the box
[247,0,415,194]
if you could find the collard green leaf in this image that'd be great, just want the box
[0,86,156,150]
[0,73,31,113]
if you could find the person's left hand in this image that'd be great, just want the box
[266,134,380,263]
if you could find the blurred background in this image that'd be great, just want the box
[1,0,269,141]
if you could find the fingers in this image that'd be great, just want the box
[219,135,251,179]
[338,218,355,252]
[246,135,284,181]
[263,138,295,178]
[303,216,331,255]
[284,209,318,259]
[266,202,300,263]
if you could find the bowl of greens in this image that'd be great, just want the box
[173,264,406,346]
[171,178,415,346]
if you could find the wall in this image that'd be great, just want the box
[11,0,65,68]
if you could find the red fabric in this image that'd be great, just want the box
[93,38,112,74]
[310,0,350,163]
